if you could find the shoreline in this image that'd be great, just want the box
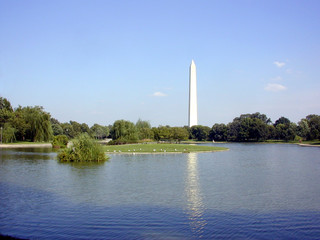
[106,149,229,155]
[0,143,52,148]
[299,143,320,147]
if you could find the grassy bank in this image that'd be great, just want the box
[104,143,228,153]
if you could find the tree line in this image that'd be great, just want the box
[0,97,319,143]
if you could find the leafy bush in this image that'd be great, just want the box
[52,135,69,148]
[58,133,108,162]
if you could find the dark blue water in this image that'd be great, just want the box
[1,144,320,239]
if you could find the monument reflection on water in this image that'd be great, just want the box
[185,152,206,235]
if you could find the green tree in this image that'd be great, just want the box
[136,119,153,140]
[297,119,310,139]
[0,97,14,127]
[2,123,16,143]
[16,106,53,142]
[171,127,189,142]
[10,107,28,141]
[61,123,75,139]
[151,127,160,141]
[273,117,296,141]
[50,118,63,136]
[191,125,210,141]
[274,117,291,126]
[183,126,192,139]
[275,123,296,141]
[68,121,90,136]
[80,123,90,134]
[209,123,228,141]
[227,113,271,141]
[91,124,109,139]
[70,121,82,136]
[306,114,320,140]
[153,125,171,141]
[249,112,271,124]
[52,123,64,136]
[110,120,138,141]
[267,125,276,140]
[249,118,269,141]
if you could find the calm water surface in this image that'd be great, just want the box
[1,143,320,239]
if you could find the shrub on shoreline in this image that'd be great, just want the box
[52,135,68,149]
[58,133,108,162]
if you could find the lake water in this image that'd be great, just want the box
[1,143,320,239]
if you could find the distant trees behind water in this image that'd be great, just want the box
[1,97,319,143]
[210,113,320,142]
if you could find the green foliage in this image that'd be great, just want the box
[209,123,228,141]
[274,116,291,126]
[191,125,210,141]
[306,114,320,140]
[0,97,13,112]
[227,113,270,141]
[108,138,140,145]
[2,123,16,143]
[151,126,188,142]
[273,117,297,141]
[171,127,189,142]
[294,135,303,142]
[0,97,14,127]
[297,119,309,139]
[136,119,151,129]
[61,123,75,138]
[90,124,109,139]
[25,106,53,142]
[58,133,108,162]
[69,121,90,137]
[52,135,69,148]
[52,123,64,136]
[111,120,138,141]
[9,106,53,142]
[136,119,153,140]
[152,125,171,141]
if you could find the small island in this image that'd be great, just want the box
[104,143,228,154]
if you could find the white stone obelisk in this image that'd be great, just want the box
[188,60,198,127]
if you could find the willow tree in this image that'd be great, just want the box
[0,97,13,127]
[23,106,53,142]
[136,119,153,140]
[110,120,138,141]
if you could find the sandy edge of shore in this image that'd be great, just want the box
[299,143,320,147]
[0,143,52,148]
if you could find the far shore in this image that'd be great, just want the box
[0,142,318,150]
[0,143,52,148]
[106,149,229,155]
[299,143,320,147]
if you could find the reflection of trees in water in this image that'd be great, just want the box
[0,148,55,162]
[59,161,106,169]
[185,152,207,237]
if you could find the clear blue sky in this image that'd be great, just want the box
[1,0,319,127]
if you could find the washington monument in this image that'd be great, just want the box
[188,60,198,127]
